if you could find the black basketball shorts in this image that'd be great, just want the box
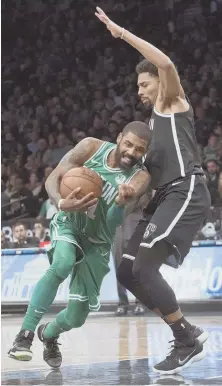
[124,175,211,268]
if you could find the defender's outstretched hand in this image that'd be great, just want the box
[95,7,122,38]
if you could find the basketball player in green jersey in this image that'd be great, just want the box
[9,121,151,368]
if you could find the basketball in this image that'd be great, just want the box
[60,167,103,199]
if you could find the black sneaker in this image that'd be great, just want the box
[190,325,209,344]
[8,330,34,361]
[153,339,205,375]
[115,306,128,316]
[133,304,145,316]
[37,323,62,369]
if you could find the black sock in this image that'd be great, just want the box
[164,315,192,328]
[168,317,194,345]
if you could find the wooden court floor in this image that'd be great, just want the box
[1,313,222,385]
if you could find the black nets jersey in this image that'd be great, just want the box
[145,105,203,189]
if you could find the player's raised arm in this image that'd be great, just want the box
[45,137,101,211]
[95,7,181,101]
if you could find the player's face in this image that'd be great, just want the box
[137,72,159,107]
[116,132,147,170]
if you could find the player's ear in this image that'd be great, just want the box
[116,133,123,145]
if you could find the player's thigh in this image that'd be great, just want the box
[123,219,149,261]
[50,241,77,279]
[140,176,210,261]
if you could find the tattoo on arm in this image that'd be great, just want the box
[45,137,102,208]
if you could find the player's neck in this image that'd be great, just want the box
[107,149,119,169]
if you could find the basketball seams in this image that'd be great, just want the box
[62,175,103,196]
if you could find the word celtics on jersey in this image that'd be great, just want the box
[65,142,142,245]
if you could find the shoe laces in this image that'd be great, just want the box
[166,339,186,357]
[16,334,33,346]
[45,340,61,357]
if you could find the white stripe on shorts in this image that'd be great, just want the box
[140,174,196,249]
[123,253,136,261]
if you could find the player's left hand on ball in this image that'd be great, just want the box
[95,7,122,38]
[115,184,136,206]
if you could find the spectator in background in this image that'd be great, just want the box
[3,176,39,220]
[12,222,39,248]
[1,231,13,249]
[34,139,48,165]
[203,134,220,162]
[38,198,58,220]
[26,172,43,197]
[27,131,40,154]
[43,133,72,166]
[4,174,18,199]
[205,159,222,206]
[33,220,50,243]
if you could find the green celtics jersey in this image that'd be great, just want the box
[65,141,142,245]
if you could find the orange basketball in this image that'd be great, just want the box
[60,167,103,199]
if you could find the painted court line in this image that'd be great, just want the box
[2,356,151,374]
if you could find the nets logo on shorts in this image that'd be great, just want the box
[144,223,157,239]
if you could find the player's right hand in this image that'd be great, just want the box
[59,188,98,212]
[95,7,122,38]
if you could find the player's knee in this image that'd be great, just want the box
[116,257,133,288]
[52,258,74,280]
[132,241,170,282]
[52,245,75,280]
[66,307,88,329]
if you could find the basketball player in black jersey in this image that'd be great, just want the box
[96,8,211,374]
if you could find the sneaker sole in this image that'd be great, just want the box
[196,330,209,344]
[8,351,33,361]
[153,349,206,375]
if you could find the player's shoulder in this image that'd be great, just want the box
[132,166,150,181]
[78,137,104,152]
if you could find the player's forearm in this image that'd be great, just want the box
[122,29,171,70]
[106,202,125,229]
[45,172,62,209]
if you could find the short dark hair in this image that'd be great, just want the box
[34,219,45,227]
[122,121,151,143]
[13,221,26,230]
[136,59,158,77]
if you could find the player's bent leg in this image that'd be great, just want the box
[117,256,156,311]
[8,241,77,362]
[37,300,89,369]
[132,240,205,373]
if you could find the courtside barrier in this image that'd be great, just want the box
[2,241,222,308]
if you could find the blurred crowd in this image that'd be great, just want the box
[1,0,222,223]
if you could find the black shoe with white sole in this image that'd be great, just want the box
[153,339,205,375]
[8,330,34,361]
[191,325,209,344]
[37,323,62,369]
